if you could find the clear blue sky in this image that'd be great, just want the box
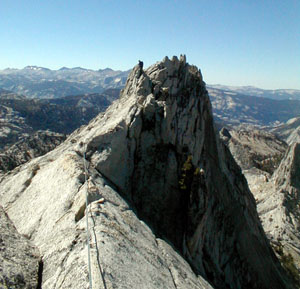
[0,0,299,89]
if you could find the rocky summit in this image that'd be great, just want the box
[0,56,294,288]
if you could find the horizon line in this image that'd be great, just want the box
[0,65,299,91]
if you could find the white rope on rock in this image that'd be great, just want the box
[83,148,93,289]
[83,146,107,289]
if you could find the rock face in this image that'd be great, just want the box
[0,205,40,288]
[0,130,66,172]
[271,117,300,145]
[220,127,287,173]
[220,126,300,285]
[0,56,294,289]
[244,143,300,285]
[272,144,300,251]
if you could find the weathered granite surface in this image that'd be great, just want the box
[271,117,300,145]
[222,126,300,286]
[219,127,287,173]
[246,143,300,285]
[0,205,40,289]
[0,56,294,289]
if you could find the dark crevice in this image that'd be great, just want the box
[130,143,189,252]
[126,106,138,138]
[168,267,178,289]
[36,258,43,289]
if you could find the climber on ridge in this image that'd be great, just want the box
[138,60,143,70]
[137,60,143,78]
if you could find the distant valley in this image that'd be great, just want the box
[208,87,300,127]
[0,88,119,150]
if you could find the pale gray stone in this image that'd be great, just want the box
[220,127,287,173]
[0,56,294,289]
[222,126,300,284]
[271,116,300,145]
[0,205,40,289]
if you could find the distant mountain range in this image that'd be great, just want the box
[1,66,300,101]
[208,87,300,127]
[0,88,26,99]
[208,85,300,101]
[1,65,300,151]
[0,66,130,99]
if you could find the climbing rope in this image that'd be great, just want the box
[83,148,93,289]
[83,147,107,289]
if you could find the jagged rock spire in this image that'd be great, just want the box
[79,56,292,288]
[0,56,294,289]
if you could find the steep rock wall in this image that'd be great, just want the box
[0,56,293,289]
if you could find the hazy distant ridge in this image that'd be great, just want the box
[0,66,130,99]
[208,84,300,100]
[1,66,299,100]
